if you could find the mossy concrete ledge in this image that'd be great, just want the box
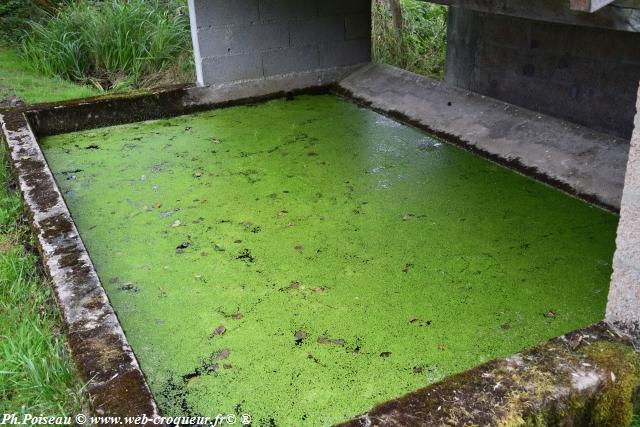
[0,110,160,417]
[337,323,640,427]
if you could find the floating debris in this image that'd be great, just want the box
[117,283,139,293]
[175,242,191,254]
[210,325,226,338]
[288,281,301,289]
[160,208,181,219]
[216,349,231,360]
[237,249,255,263]
[409,318,432,327]
[318,337,345,346]
[294,330,307,345]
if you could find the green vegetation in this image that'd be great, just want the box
[0,150,87,414]
[21,0,193,91]
[372,0,448,79]
[0,0,47,43]
[42,95,617,423]
[584,341,640,427]
[0,45,99,104]
[0,29,89,414]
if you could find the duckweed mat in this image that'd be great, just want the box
[41,95,618,425]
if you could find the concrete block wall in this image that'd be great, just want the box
[188,0,371,86]
[445,8,640,139]
[607,83,640,344]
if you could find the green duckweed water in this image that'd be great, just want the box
[41,95,618,425]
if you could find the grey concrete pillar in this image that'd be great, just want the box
[606,82,640,345]
[187,0,371,87]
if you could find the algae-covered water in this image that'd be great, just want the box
[41,95,618,425]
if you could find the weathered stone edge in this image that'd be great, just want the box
[336,322,639,427]
[0,110,160,417]
[18,65,360,138]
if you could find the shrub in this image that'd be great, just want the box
[372,0,448,80]
[21,0,193,90]
[1,1,41,43]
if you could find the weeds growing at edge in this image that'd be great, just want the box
[372,0,448,79]
[0,148,87,414]
[21,0,193,91]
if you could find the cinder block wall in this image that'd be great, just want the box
[188,0,371,86]
[446,8,640,139]
[607,83,640,343]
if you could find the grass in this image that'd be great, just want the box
[0,36,89,414]
[0,44,99,104]
[21,0,193,91]
[0,150,87,414]
[372,0,448,79]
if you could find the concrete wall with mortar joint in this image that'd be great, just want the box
[188,0,372,86]
[445,7,640,139]
[607,82,640,345]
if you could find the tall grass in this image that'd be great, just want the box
[372,0,448,79]
[22,0,193,90]
[0,149,87,414]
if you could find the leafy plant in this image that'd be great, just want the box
[372,0,448,80]
[0,1,41,43]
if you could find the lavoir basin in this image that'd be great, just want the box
[40,94,618,425]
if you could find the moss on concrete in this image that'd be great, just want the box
[41,95,619,424]
[585,341,640,427]
[338,324,639,426]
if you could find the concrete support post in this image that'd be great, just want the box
[606,82,640,345]
[187,0,372,87]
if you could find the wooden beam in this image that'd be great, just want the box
[426,0,640,32]
[570,0,616,12]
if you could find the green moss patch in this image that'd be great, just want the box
[41,95,618,424]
